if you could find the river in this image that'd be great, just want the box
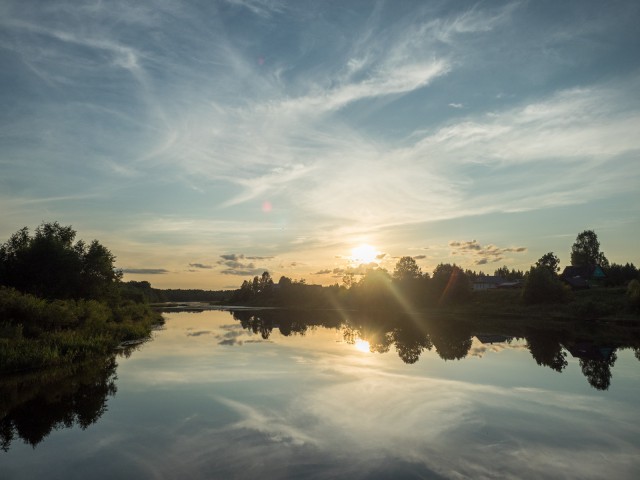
[2,308,639,479]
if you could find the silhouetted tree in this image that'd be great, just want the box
[605,263,639,286]
[536,252,561,275]
[521,265,569,304]
[494,266,510,278]
[148,287,225,303]
[349,268,396,310]
[393,257,422,282]
[571,230,609,267]
[392,256,429,309]
[0,222,121,300]
[465,269,480,281]
[258,271,274,295]
[494,266,525,281]
[431,264,471,305]
[232,280,253,303]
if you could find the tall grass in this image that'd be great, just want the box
[0,287,163,373]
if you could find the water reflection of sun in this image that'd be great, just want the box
[351,244,378,264]
[355,339,371,353]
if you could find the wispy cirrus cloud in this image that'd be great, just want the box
[222,0,285,18]
[11,0,634,235]
[1,0,639,288]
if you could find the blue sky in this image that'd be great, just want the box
[1,0,639,289]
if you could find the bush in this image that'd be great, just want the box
[0,287,163,373]
[431,264,471,305]
[628,279,640,310]
[522,266,570,305]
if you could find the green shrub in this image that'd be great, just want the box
[0,286,163,373]
[627,279,640,310]
[521,266,570,305]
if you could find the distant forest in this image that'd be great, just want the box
[123,230,640,316]
[2,222,636,313]
[120,281,229,303]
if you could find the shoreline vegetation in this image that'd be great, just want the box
[0,287,162,374]
[0,223,162,374]
[137,230,640,325]
[1,223,639,374]
[155,288,639,325]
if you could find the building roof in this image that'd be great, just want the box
[563,276,589,289]
[561,265,606,280]
[473,276,507,285]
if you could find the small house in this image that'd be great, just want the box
[472,276,507,291]
[560,265,606,289]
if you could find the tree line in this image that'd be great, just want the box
[119,281,228,304]
[230,229,640,310]
[0,222,162,373]
[229,261,476,310]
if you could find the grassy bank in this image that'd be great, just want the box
[429,287,638,324]
[0,287,163,374]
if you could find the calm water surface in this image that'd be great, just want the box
[2,309,639,479]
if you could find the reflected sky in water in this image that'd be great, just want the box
[2,310,640,479]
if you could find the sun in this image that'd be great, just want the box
[355,339,371,353]
[351,244,379,264]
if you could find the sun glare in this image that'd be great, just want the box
[355,339,371,353]
[351,244,378,264]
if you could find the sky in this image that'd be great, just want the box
[1,0,639,290]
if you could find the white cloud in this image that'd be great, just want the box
[429,2,520,43]
[1,0,639,286]
[211,367,638,478]
[222,0,285,18]
[280,60,450,114]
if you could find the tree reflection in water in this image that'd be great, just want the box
[392,321,433,364]
[526,330,569,372]
[230,309,640,391]
[429,321,473,361]
[564,342,618,391]
[5,311,636,454]
[0,347,139,452]
[230,309,319,340]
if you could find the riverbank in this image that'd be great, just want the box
[438,287,639,324]
[0,287,164,374]
[225,287,639,325]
